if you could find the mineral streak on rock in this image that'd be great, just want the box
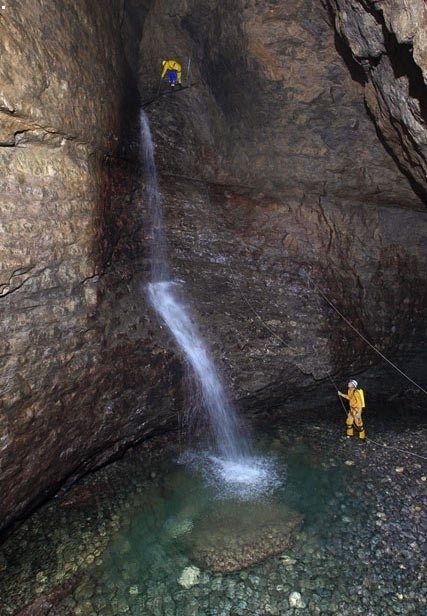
[15,573,82,616]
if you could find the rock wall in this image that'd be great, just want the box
[141,0,422,203]
[0,1,182,534]
[140,0,427,409]
[159,179,426,413]
[323,0,427,199]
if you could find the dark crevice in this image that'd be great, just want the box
[382,30,427,123]
[181,0,266,123]
[322,0,366,86]
[333,31,367,86]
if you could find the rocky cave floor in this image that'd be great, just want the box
[0,400,425,616]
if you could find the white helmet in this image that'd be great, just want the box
[349,379,358,388]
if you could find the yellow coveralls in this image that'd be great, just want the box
[340,389,365,439]
[161,59,182,85]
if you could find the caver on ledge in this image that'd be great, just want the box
[338,379,366,440]
[161,59,182,88]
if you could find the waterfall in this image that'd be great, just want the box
[140,110,250,462]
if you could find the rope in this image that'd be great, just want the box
[328,370,427,460]
[306,274,427,396]
[142,81,201,109]
[324,352,426,460]
[225,277,426,461]
[366,438,427,461]
[328,355,426,460]
[327,373,348,414]
[237,287,300,353]
[317,422,427,462]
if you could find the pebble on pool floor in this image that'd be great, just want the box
[289,590,306,608]
[178,565,200,588]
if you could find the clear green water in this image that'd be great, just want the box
[97,440,347,586]
[0,425,424,615]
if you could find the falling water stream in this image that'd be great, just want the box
[140,110,275,492]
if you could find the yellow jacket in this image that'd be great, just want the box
[161,59,182,83]
[341,389,363,412]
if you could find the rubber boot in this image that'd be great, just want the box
[346,424,354,437]
[359,425,366,440]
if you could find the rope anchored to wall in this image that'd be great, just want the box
[305,272,427,396]
[142,81,201,109]
[225,274,427,461]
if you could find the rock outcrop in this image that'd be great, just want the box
[324,0,427,199]
[0,0,426,534]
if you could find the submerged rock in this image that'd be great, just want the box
[15,574,82,616]
[185,502,303,573]
[280,555,297,567]
[164,516,194,538]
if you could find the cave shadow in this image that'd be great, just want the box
[181,0,267,125]
[96,1,147,274]
[385,32,427,122]
[333,30,366,86]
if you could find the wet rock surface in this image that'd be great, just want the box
[0,405,425,615]
[159,178,427,408]
[15,574,82,616]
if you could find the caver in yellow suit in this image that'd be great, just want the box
[161,59,182,87]
[338,379,366,440]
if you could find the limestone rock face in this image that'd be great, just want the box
[140,0,426,407]
[141,0,420,203]
[159,180,426,410]
[0,1,182,534]
[324,0,427,198]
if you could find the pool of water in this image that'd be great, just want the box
[0,422,424,615]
